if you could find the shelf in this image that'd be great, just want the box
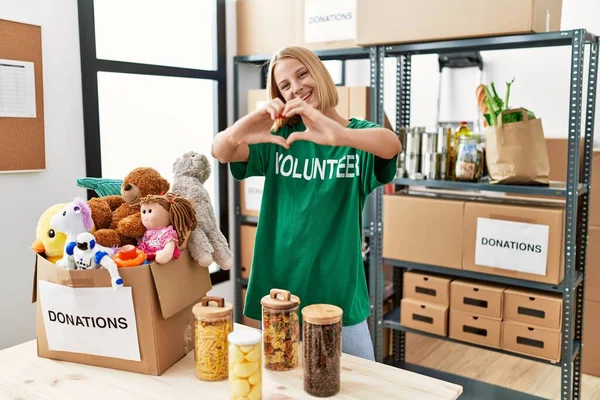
[238,278,248,287]
[383,360,546,400]
[235,47,371,64]
[384,258,578,294]
[383,307,560,366]
[363,228,372,237]
[239,215,258,224]
[392,178,587,198]
[384,30,594,56]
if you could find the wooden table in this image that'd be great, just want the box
[0,324,462,400]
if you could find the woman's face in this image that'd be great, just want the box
[273,57,318,108]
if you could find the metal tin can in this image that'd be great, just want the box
[421,132,438,154]
[406,153,420,179]
[405,128,422,156]
[421,153,441,180]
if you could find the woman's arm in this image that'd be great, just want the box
[338,127,402,159]
[211,99,289,163]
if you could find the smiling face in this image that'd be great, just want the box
[140,202,171,229]
[273,57,318,108]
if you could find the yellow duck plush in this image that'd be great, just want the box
[31,203,68,263]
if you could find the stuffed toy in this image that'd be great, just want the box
[91,167,170,248]
[50,198,96,269]
[138,192,197,264]
[66,232,124,290]
[172,151,233,270]
[31,203,68,264]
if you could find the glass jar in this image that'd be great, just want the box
[192,296,233,381]
[302,304,343,398]
[260,288,300,371]
[455,135,484,182]
[228,329,262,400]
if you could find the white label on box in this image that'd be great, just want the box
[244,176,264,212]
[38,280,141,361]
[475,217,549,276]
[304,0,356,43]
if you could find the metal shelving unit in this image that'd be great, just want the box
[374,29,599,400]
[231,47,384,350]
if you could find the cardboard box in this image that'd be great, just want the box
[463,201,565,285]
[236,0,359,56]
[400,298,448,336]
[383,194,465,270]
[450,280,506,320]
[503,288,562,329]
[403,271,452,306]
[449,310,502,349]
[586,227,600,302]
[241,288,260,329]
[502,320,561,362]
[240,225,256,280]
[356,0,563,46]
[236,0,297,56]
[583,300,600,377]
[32,250,212,375]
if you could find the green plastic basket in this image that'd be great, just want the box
[77,177,123,197]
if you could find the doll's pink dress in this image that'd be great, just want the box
[137,225,180,261]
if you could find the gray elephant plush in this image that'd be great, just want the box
[172,151,233,270]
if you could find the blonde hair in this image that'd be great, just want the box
[141,192,197,243]
[266,46,338,130]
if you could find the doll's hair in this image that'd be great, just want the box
[141,193,197,243]
[266,46,339,131]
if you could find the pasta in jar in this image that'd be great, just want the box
[261,289,300,371]
[192,296,234,381]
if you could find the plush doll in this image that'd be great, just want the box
[66,232,124,290]
[91,167,170,248]
[172,151,233,270]
[31,203,68,264]
[138,192,197,264]
[50,198,95,269]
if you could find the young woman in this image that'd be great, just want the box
[212,46,401,360]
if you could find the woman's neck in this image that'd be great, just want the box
[322,107,351,127]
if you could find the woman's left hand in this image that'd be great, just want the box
[283,98,345,147]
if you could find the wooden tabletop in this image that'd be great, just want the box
[0,324,462,400]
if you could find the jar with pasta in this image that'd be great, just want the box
[302,304,343,398]
[192,296,233,381]
[260,288,300,371]
[228,329,262,400]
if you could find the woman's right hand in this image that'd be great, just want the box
[229,98,289,148]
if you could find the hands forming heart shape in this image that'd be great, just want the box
[238,97,345,149]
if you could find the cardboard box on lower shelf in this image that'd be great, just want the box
[403,271,452,306]
[241,288,260,329]
[501,320,561,362]
[463,201,565,285]
[384,194,465,270]
[32,250,212,375]
[503,288,563,330]
[241,225,257,280]
[400,298,448,336]
[450,279,506,320]
[449,310,502,349]
[583,300,600,377]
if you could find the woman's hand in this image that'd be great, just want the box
[283,98,345,147]
[230,99,289,148]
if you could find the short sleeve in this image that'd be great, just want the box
[351,119,399,194]
[229,143,270,180]
[163,226,179,245]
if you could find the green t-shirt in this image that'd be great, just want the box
[230,118,397,326]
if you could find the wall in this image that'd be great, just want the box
[0,0,87,350]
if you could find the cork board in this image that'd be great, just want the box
[0,19,45,172]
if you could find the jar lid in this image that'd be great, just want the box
[192,296,233,319]
[228,329,261,346]
[302,304,343,325]
[260,288,300,310]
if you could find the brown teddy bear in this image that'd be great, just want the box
[91,167,170,247]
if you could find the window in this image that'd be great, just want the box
[78,0,229,284]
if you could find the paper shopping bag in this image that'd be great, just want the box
[485,108,550,185]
